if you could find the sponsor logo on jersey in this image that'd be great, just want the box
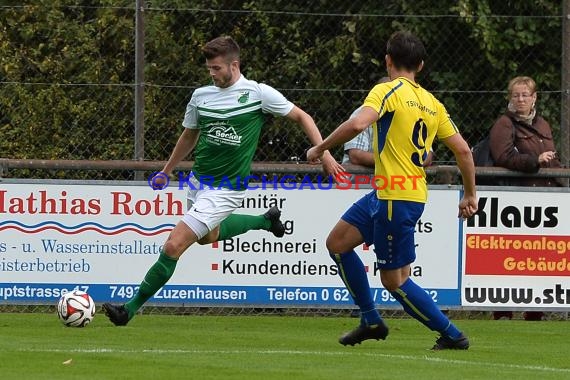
[205,123,243,146]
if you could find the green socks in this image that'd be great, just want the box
[123,214,269,320]
[218,213,270,240]
[124,250,178,319]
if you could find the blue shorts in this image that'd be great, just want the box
[341,190,424,270]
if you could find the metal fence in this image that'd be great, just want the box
[2,3,570,319]
[1,1,569,182]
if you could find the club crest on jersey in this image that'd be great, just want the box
[237,91,250,104]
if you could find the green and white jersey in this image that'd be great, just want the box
[183,75,293,190]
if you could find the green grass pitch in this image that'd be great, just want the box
[0,312,568,380]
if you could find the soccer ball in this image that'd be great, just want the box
[57,290,96,327]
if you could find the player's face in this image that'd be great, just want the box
[206,56,238,88]
[510,83,536,116]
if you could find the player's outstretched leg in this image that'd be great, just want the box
[103,250,178,326]
[217,206,285,240]
[390,278,469,350]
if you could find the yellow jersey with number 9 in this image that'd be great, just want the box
[362,77,458,203]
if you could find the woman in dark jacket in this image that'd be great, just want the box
[489,76,558,321]
[489,76,561,187]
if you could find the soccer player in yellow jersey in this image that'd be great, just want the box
[308,31,477,350]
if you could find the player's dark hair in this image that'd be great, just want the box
[202,36,240,62]
[386,31,426,72]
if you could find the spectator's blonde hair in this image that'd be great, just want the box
[508,76,537,95]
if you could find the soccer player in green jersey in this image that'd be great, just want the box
[308,31,477,350]
[103,36,343,326]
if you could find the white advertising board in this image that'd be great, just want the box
[0,181,461,307]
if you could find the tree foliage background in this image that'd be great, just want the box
[0,0,565,177]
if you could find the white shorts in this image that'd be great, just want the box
[182,175,246,238]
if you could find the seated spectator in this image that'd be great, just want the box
[489,76,562,187]
[489,75,560,321]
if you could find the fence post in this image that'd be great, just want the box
[134,0,145,180]
[562,0,570,169]
[0,158,7,178]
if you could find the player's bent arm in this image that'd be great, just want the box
[286,105,325,146]
[286,106,344,175]
[287,105,344,176]
[286,106,327,153]
[442,133,478,218]
[313,106,377,156]
[347,149,375,167]
[442,133,476,197]
[162,128,200,175]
